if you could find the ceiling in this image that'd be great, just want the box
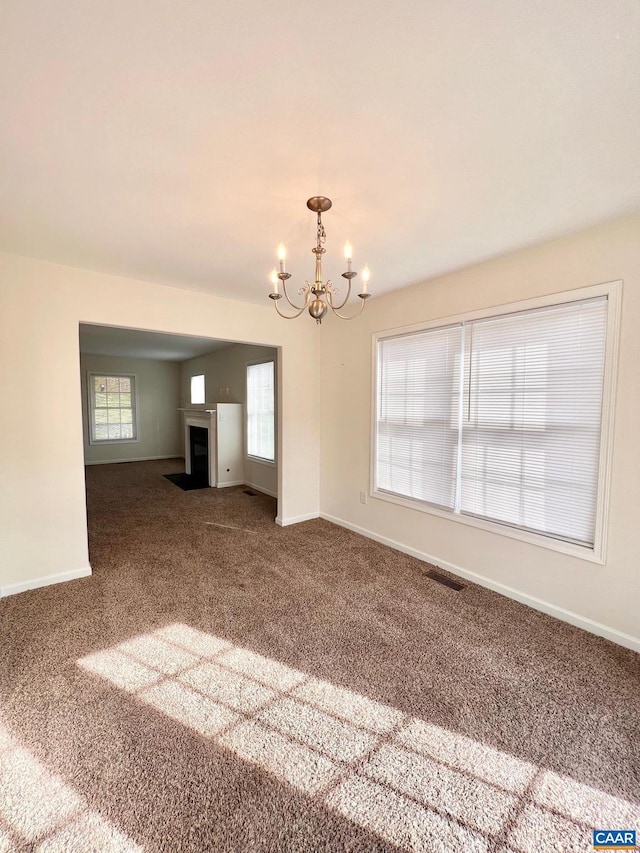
[2,1,639,305]
[79,324,231,361]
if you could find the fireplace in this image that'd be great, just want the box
[189,426,209,484]
[180,405,243,489]
[182,409,216,487]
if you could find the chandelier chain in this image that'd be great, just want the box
[317,212,326,249]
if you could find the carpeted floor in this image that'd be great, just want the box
[0,459,638,852]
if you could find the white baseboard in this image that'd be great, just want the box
[0,565,92,598]
[217,479,244,489]
[276,511,320,527]
[320,512,640,654]
[85,455,183,466]
[244,481,278,499]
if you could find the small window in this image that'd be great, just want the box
[88,374,137,444]
[246,361,275,462]
[191,374,205,405]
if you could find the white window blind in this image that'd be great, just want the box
[247,361,275,462]
[375,294,609,548]
[377,324,463,509]
[461,297,607,545]
[191,374,205,405]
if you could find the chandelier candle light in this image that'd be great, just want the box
[269,196,370,323]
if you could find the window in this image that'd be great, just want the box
[246,361,275,462]
[88,374,137,443]
[191,374,205,405]
[374,283,621,559]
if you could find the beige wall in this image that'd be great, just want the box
[0,253,320,594]
[80,353,182,464]
[180,343,278,497]
[320,211,640,644]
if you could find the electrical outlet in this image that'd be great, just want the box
[360,491,368,505]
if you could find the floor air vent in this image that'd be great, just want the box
[243,489,258,496]
[425,569,465,591]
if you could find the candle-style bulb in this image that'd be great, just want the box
[277,242,286,273]
[270,268,279,293]
[344,242,353,261]
[361,264,370,294]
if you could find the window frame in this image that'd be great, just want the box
[190,374,205,405]
[245,359,276,466]
[370,281,622,564]
[87,372,139,446]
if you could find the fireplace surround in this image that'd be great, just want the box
[182,409,216,486]
[180,406,243,488]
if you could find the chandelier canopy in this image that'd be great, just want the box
[268,196,370,324]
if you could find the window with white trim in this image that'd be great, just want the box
[191,374,205,405]
[374,286,619,554]
[246,361,275,462]
[88,374,137,444]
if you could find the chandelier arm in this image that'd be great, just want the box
[281,278,309,311]
[326,278,353,311]
[272,297,309,320]
[327,295,368,321]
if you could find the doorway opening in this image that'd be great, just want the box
[78,323,281,567]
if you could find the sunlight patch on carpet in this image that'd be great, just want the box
[219,720,340,796]
[76,624,640,853]
[533,769,640,829]
[397,719,536,794]
[141,680,240,737]
[0,723,141,852]
[220,646,306,691]
[258,697,377,762]
[78,648,162,693]
[180,662,278,713]
[155,623,232,658]
[291,677,403,734]
[326,775,489,853]
[118,635,201,675]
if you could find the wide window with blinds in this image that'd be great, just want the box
[374,284,620,557]
[246,361,275,463]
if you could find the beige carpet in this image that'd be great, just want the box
[0,459,638,852]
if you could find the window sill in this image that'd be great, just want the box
[371,488,605,564]
[89,438,140,447]
[246,455,276,468]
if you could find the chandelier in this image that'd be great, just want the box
[268,196,370,323]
